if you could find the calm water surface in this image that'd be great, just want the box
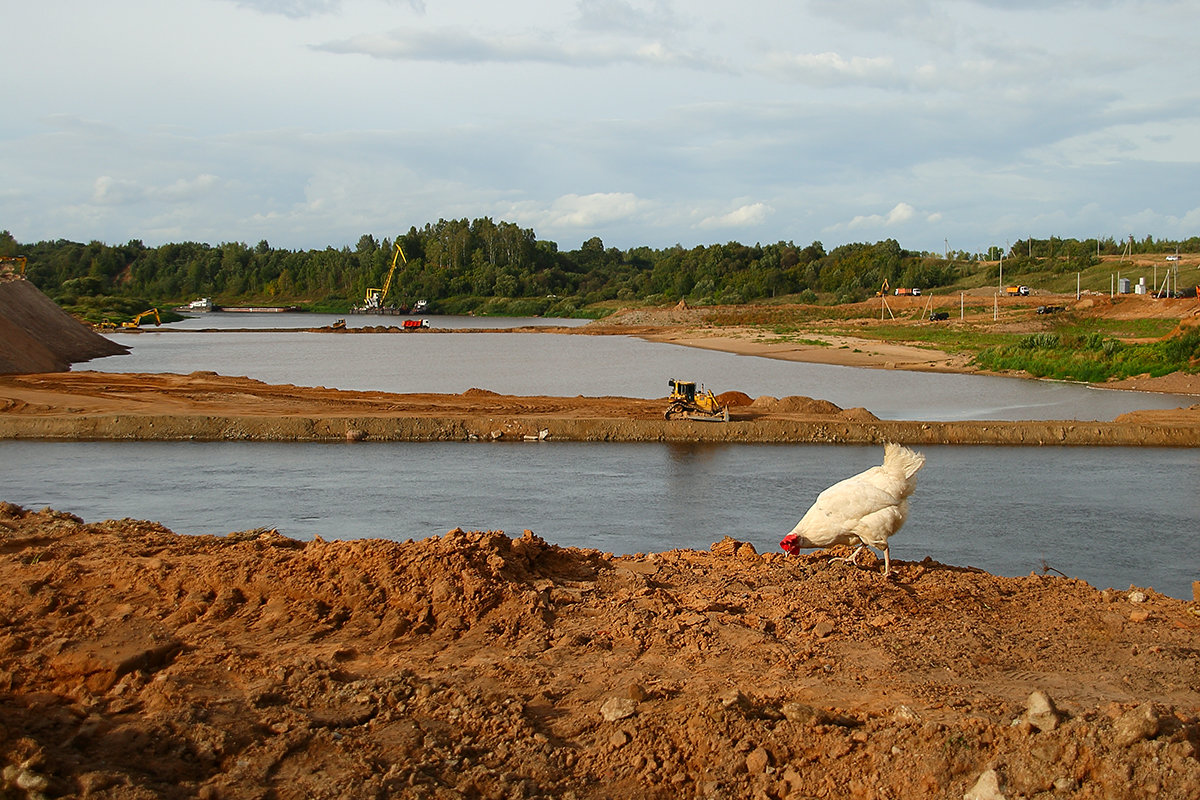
[2,441,1195,599]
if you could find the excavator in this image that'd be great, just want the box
[664,378,729,422]
[0,256,27,276]
[362,242,407,311]
[122,308,161,329]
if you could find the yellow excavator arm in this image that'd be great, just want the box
[122,308,161,328]
[365,242,408,308]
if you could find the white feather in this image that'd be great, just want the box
[782,443,925,575]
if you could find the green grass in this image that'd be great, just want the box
[724,308,1198,383]
[758,334,832,347]
[976,329,1200,382]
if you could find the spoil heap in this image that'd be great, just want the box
[0,276,127,374]
[2,504,1198,799]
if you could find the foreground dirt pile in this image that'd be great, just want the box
[3,505,1199,799]
[0,278,127,374]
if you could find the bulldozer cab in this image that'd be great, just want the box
[668,379,697,403]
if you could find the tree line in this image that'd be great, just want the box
[2,223,1196,319]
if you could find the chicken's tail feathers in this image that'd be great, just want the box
[883,442,926,479]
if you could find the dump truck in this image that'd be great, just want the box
[665,379,729,422]
[1005,285,1030,296]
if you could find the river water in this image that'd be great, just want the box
[85,312,1192,422]
[5,312,1197,598]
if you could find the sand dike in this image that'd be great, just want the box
[2,503,1199,799]
[0,275,127,374]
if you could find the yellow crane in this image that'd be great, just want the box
[122,308,161,329]
[363,243,407,310]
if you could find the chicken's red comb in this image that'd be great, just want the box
[780,533,801,555]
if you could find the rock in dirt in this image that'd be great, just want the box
[1017,690,1061,732]
[964,769,1006,800]
[1113,702,1163,747]
[599,697,638,722]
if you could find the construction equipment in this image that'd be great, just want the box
[122,308,161,329]
[1005,285,1029,296]
[0,256,27,276]
[362,243,407,311]
[665,378,729,422]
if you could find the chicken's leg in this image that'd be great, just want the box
[831,545,865,567]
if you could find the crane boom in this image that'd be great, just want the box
[363,242,408,310]
[381,242,407,302]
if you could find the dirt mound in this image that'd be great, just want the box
[461,387,502,397]
[841,406,880,422]
[751,395,844,415]
[3,503,1198,799]
[0,277,127,374]
[714,390,753,406]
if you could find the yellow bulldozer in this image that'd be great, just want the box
[664,378,729,422]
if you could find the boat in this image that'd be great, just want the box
[411,299,429,313]
[186,297,213,312]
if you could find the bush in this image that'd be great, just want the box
[1018,333,1060,349]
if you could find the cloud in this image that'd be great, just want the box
[91,174,223,206]
[698,202,772,229]
[225,0,343,18]
[575,0,682,35]
[506,192,647,232]
[314,27,723,70]
[764,51,901,88]
[225,0,424,19]
[842,202,924,231]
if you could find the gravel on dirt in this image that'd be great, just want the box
[2,505,1199,799]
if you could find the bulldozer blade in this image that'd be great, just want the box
[682,410,729,423]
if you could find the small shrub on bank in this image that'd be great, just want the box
[977,328,1200,381]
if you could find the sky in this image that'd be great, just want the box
[4,0,1199,255]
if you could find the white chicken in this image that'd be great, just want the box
[780,443,925,577]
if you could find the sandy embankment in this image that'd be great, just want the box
[1,370,1199,446]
